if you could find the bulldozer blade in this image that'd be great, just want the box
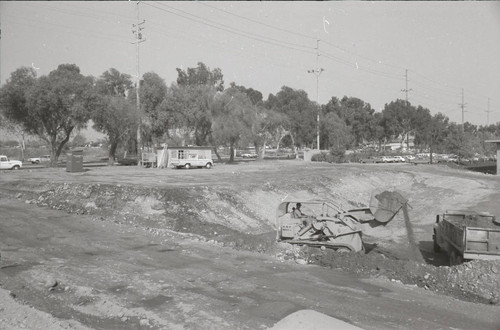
[369,190,408,224]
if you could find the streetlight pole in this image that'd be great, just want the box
[308,39,324,150]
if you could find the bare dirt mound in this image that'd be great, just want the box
[1,161,499,305]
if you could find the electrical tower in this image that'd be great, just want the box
[401,69,412,105]
[459,88,467,127]
[132,2,146,163]
[486,97,491,126]
[307,39,324,150]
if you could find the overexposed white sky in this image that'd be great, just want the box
[1,1,500,129]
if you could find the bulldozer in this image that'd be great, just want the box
[275,190,408,252]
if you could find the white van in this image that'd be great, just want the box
[168,146,214,169]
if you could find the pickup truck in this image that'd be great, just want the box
[27,155,51,164]
[433,210,500,265]
[0,155,22,170]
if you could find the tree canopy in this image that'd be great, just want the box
[92,68,137,165]
[176,62,224,92]
[2,61,499,164]
[0,64,96,165]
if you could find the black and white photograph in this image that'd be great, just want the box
[1,1,499,329]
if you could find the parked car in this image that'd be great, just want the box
[359,157,378,163]
[0,155,22,170]
[241,153,258,159]
[393,156,406,163]
[27,155,51,164]
[381,156,396,163]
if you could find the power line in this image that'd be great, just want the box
[7,1,498,126]
[144,2,315,55]
[154,28,305,73]
[3,15,130,44]
[197,2,410,78]
[28,2,135,25]
[321,40,406,72]
[411,69,495,105]
[197,2,316,41]
[320,51,403,81]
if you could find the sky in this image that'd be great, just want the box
[1,1,500,141]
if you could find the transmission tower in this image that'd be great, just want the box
[486,97,491,126]
[401,69,412,105]
[459,88,467,127]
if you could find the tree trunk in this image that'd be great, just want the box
[229,142,235,162]
[108,141,118,166]
[209,135,222,161]
[288,133,298,159]
[19,136,25,161]
[55,131,72,164]
[50,135,58,167]
[212,146,222,161]
[258,141,266,160]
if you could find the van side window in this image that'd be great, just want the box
[178,150,185,159]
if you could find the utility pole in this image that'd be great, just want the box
[459,88,467,128]
[132,1,146,164]
[486,97,491,126]
[308,39,324,150]
[401,69,412,105]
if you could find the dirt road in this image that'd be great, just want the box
[1,198,499,330]
[1,160,500,329]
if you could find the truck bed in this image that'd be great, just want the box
[441,211,500,260]
[444,212,499,229]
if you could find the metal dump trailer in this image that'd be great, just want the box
[433,210,500,265]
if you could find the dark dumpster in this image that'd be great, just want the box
[66,148,84,172]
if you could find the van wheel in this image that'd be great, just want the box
[206,163,212,169]
[12,165,20,170]
[184,164,191,169]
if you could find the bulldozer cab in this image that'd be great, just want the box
[276,200,342,221]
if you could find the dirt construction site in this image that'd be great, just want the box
[0,160,499,329]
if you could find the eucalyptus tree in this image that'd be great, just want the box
[323,96,376,147]
[92,95,137,165]
[92,68,137,165]
[176,62,224,92]
[0,64,96,166]
[137,72,168,144]
[211,89,256,162]
[264,86,316,151]
[95,68,133,97]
